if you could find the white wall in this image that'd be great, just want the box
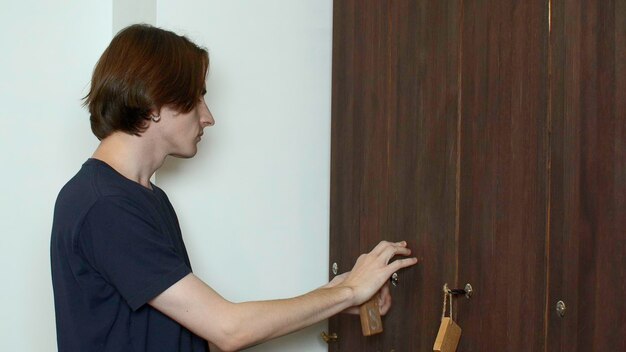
[0,1,333,351]
[156,1,334,351]
[113,0,155,32]
[0,1,112,351]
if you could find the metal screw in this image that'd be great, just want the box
[391,272,399,286]
[556,300,566,317]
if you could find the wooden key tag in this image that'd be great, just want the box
[433,284,461,352]
[359,293,383,336]
[433,317,461,352]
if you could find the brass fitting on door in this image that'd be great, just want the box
[321,331,338,343]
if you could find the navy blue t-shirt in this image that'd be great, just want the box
[50,158,209,352]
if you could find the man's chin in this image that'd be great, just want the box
[170,149,198,159]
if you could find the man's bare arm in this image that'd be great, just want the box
[149,240,418,351]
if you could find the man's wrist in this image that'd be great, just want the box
[333,284,356,308]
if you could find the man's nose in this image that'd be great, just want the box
[201,104,215,127]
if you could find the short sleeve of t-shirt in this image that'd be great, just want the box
[79,196,191,311]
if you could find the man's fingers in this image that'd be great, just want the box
[381,245,412,264]
[388,257,419,273]
[369,240,392,256]
[380,296,392,315]
[378,284,392,315]
[370,240,407,257]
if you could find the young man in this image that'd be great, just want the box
[50,24,418,352]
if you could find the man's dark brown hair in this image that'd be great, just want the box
[84,24,209,140]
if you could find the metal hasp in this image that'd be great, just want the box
[464,283,473,298]
[447,283,473,299]
[556,300,566,317]
[321,331,338,343]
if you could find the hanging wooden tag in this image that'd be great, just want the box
[359,293,383,336]
[433,284,461,352]
[433,317,461,352]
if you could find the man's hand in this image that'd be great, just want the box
[325,273,393,316]
[325,241,418,314]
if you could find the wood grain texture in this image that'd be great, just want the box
[329,1,386,349]
[456,0,549,350]
[547,0,626,350]
[329,0,460,350]
[383,1,460,350]
[330,1,624,351]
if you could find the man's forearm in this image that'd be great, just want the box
[151,274,358,352]
[223,285,355,350]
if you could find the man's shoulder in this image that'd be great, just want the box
[60,158,156,199]
[54,161,99,215]
[54,159,137,221]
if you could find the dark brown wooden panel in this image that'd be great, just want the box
[329,1,390,349]
[384,1,460,350]
[329,0,460,350]
[457,0,549,350]
[547,1,626,350]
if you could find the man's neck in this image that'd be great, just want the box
[92,132,165,190]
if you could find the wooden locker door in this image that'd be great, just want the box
[329,0,460,350]
[456,0,549,350]
[329,3,391,350]
[547,0,626,350]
